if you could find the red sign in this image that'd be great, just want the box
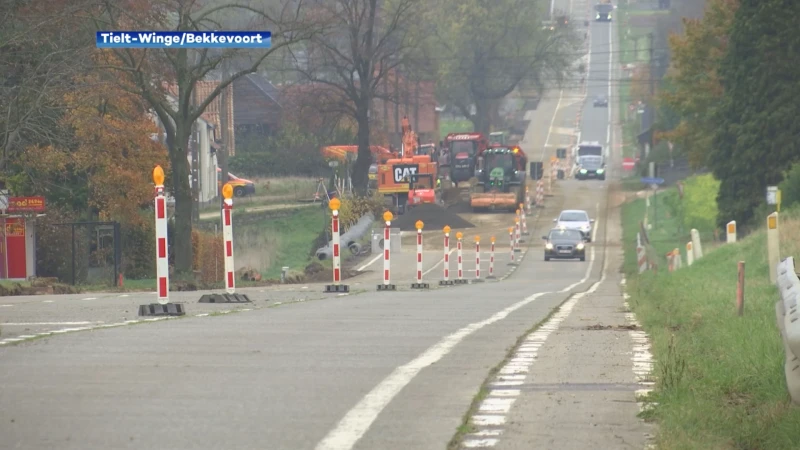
[7,196,45,213]
[622,158,635,171]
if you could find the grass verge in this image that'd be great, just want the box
[622,195,800,448]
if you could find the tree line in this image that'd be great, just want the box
[1,0,580,279]
[660,0,800,230]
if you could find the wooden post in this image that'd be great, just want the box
[736,260,745,316]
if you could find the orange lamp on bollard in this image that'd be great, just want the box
[329,197,341,211]
[153,165,165,186]
[222,183,233,200]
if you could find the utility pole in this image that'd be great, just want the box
[648,32,656,158]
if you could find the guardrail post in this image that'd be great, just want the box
[768,212,779,284]
[727,220,737,243]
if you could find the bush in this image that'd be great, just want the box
[682,173,720,232]
[191,229,224,285]
[779,163,800,210]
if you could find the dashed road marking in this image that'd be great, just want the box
[81,297,97,301]
[42,300,54,303]
[0,304,12,307]
[460,240,608,448]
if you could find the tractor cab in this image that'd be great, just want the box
[476,148,516,191]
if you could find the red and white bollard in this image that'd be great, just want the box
[514,215,522,252]
[508,227,517,265]
[378,211,396,290]
[474,236,483,282]
[440,226,454,286]
[455,232,467,284]
[140,165,186,316]
[536,180,544,207]
[525,187,531,214]
[325,198,349,293]
[222,187,236,294]
[412,220,429,289]
[153,166,169,305]
[487,236,496,279]
[519,203,529,237]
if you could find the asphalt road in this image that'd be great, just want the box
[0,1,653,448]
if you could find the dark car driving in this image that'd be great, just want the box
[576,156,606,180]
[543,228,586,261]
[593,96,608,107]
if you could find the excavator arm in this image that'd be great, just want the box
[401,116,418,157]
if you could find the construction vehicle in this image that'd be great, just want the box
[470,145,528,212]
[489,131,507,146]
[216,168,256,197]
[377,117,438,214]
[444,132,490,187]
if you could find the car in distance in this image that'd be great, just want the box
[576,156,606,180]
[543,228,586,261]
[593,95,608,107]
[553,209,595,242]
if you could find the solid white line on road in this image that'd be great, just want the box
[0,322,102,326]
[0,304,12,307]
[356,254,382,272]
[42,300,54,303]
[541,90,565,162]
[81,297,97,301]
[422,249,456,277]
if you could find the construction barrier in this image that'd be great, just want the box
[525,187,531,214]
[686,241,694,266]
[514,215,521,252]
[488,236,496,279]
[440,226,454,286]
[637,242,648,274]
[325,198,349,293]
[411,220,429,289]
[222,184,236,294]
[455,232,468,284]
[377,211,396,291]
[474,236,482,282]
[140,166,185,316]
[520,203,529,236]
[508,227,517,266]
[535,180,544,208]
[154,166,169,305]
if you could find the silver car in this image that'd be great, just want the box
[553,209,594,242]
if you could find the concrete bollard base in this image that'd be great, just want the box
[198,293,251,303]
[324,284,350,293]
[138,303,185,317]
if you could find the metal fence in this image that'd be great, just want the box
[38,221,122,286]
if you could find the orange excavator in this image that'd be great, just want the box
[377,116,439,213]
[470,144,528,212]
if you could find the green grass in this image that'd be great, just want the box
[440,118,473,141]
[234,206,328,279]
[622,196,800,448]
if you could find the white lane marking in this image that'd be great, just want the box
[42,300,54,303]
[356,254,382,272]
[541,90,565,162]
[621,277,658,439]
[316,227,597,450]
[81,297,97,301]
[0,304,12,307]
[0,321,101,326]
[463,439,499,448]
[468,242,610,448]
[119,294,129,298]
[422,249,456,276]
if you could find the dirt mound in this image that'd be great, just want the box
[392,203,475,231]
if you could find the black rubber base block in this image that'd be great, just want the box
[198,293,252,303]
[138,303,185,317]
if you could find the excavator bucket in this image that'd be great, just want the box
[470,192,518,209]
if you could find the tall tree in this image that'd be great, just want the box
[286,0,424,194]
[711,0,800,228]
[659,0,737,169]
[92,0,318,276]
[427,0,579,134]
[0,0,93,173]
[20,54,169,224]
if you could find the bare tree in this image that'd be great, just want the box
[429,0,581,134]
[91,0,320,277]
[285,0,424,195]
